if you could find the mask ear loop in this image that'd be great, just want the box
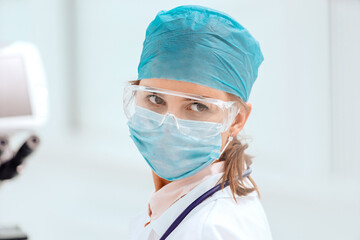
[220,134,234,156]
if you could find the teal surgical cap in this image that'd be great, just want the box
[137,5,264,102]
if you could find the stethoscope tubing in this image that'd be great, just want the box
[160,167,252,240]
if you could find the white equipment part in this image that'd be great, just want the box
[0,42,48,134]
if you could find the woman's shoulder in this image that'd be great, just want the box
[198,190,273,239]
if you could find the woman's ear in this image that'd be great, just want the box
[230,103,252,136]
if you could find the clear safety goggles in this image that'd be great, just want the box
[123,84,241,138]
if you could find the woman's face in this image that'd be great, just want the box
[139,78,252,152]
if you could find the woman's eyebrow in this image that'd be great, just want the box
[184,98,203,101]
[184,95,212,100]
[145,88,213,100]
[148,91,165,98]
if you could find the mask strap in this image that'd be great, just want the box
[220,135,234,156]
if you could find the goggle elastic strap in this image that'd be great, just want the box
[219,135,234,156]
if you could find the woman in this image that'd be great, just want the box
[125,5,272,240]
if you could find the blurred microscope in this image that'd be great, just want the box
[0,42,48,240]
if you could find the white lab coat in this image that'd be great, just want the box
[129,172,272,240]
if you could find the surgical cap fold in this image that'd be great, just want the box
[137,5,264,102]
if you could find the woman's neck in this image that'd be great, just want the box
[152,171,171,191]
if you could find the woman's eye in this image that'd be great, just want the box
[190,103,209,112]
[148,95,165,105]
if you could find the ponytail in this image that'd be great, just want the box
[218,96,260,201]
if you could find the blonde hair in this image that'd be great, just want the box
[218,95,260,201]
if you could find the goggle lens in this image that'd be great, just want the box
[123,85,240,138]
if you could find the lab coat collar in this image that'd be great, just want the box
[149,161,225,221]
[149,172,225,237]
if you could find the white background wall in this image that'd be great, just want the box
[0,0,359,239]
